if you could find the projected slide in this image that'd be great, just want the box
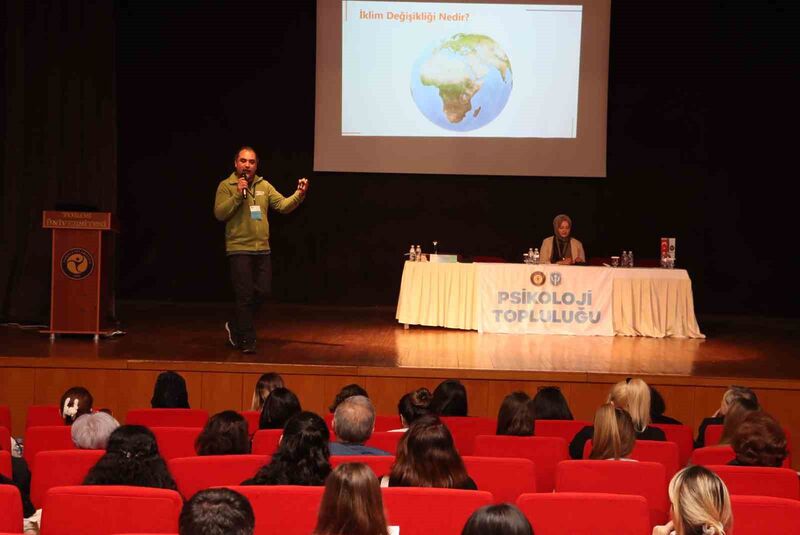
[342,2,583,138]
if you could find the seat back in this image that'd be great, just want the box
[150,427,202,460]
[365,431,404,455]
[330,455,395,478]
[125,409,208,428]
[40,485,182,535]
[0,407,10,432]
[555,460,668,525]
[383,487,493,535]
[705,465,800,500]
[516,492,651,535]
[375,415,403,432]
[689,445,735,466]
[0,428,10,453]
[240,411,260,437]
[473,435,568,492]
[462,456,536,503]
[30,449,105,508]
[535,420,592,444]
[25,406,63,429]
[650,424,694,466]
[730,495,800,535]
[251,429,283,455]
[227,485,323,535]
[582,439,680,478]
[168,455,270,500]
[440,417,496,455]
[22,426,75,469]
[0,451,11,479]
[0,484,22,533]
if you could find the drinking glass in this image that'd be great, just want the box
[610,256,620,267]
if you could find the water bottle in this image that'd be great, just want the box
[621,251,629,267]
[629,250,634,268]
[533,248,540,264]
[409,245,416,262]
[415,245,422,261]
[527,248,534,264]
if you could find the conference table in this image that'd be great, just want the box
[396,261,704,338]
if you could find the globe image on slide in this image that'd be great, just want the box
[411,34,513,132]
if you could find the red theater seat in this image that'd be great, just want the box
[125,409,208,428]
[473,435,568,493]
[365,431,403,455]
[0,451,11,479]
[0,407,11,432]
[330,455,395,477]
[30,449,105,508]
[462,456,536,503]
[730,495,800,535]
[25,406,62,429]
[149,427,202,460]
[251,429,282,455]
[0,428,10,453]
[440,417,496,456]
[40,485,182,535]
[383,487,494,535]
[706,465,800,500]
[240,411,260,436]
[650,424,694,466]
[689,445,735,465]
[582,439,680,478]
[168,455,270,500]
[0,484,23,533]
[227,485,323,535]
[555,460,669,525]
[516,492,651,535]
[23,426,74,470]
[535,419,592,444]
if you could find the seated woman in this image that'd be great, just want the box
[381,414,476,490]
[195,410,251,455]
[730,411,787,467]
[83,425,177,490]
[461,504,533,535]
[389,387,432,432]
[60,386,93,425]
[429,379,468,417]
[71,412,120,449]
[652,466,732,535]
[259,387,302,429]
[717,397,759,445]
[151,370,190,409]
[695,385,758,448]
[313,463,390,535]
[589,403,636,460]
[496,392,535,436]
[540,214,585,265]
[250,372,285,411]
[243,411,331,486]
[532,386,574,420]
[569,378,666,459]
[649,386,682,425]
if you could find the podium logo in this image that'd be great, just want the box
[61,248,94,280]
[530,271,546,286]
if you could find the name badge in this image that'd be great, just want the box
[255,191,266,196]
[249,205,262,220]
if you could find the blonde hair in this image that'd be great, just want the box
[669,466,732,535]
[590,403,635,460]
[607,378,651,433]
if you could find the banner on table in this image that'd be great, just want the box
[476,264,614,335]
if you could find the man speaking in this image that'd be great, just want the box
[214,146,309,354]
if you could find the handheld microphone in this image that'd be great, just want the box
[241,171,249,198]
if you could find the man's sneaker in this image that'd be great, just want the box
[241,338,257,354]
[224,322,239,349]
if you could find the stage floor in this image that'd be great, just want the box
[1,302,799,381]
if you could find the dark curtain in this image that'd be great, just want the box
[1,0,117,323]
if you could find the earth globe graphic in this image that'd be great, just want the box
[411,34,513,132]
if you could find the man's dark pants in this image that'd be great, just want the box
[228,253,272,343]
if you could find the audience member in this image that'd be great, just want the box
[250,372,285,411]
[429,379,468,417]
[649,386,682,425]
[329,384,369,413]
[151,371,190,409]
[461,504,534,535]
[718,397,759,445]
[695,385,759,448]
[652,466,731,535]
[196,410,251,455]
[71,411,120,449]
[0,473,35,518]
[531,386,573,420]
[259,387,302,429]
[179,488,255,535]
[569,378,665,459]
[83,425,177,490]
[314,463,390,535]
[589,403,636,460]
[381,414,476,489]
[392,387,432,431]
[330,396,390,455]
[243,411,331,486]
[730,411,787,467]
[59,386,93,424]
[496,391,535,436]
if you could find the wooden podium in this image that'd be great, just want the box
[42,211,118,340]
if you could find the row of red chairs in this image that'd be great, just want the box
[2,483,799,535]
